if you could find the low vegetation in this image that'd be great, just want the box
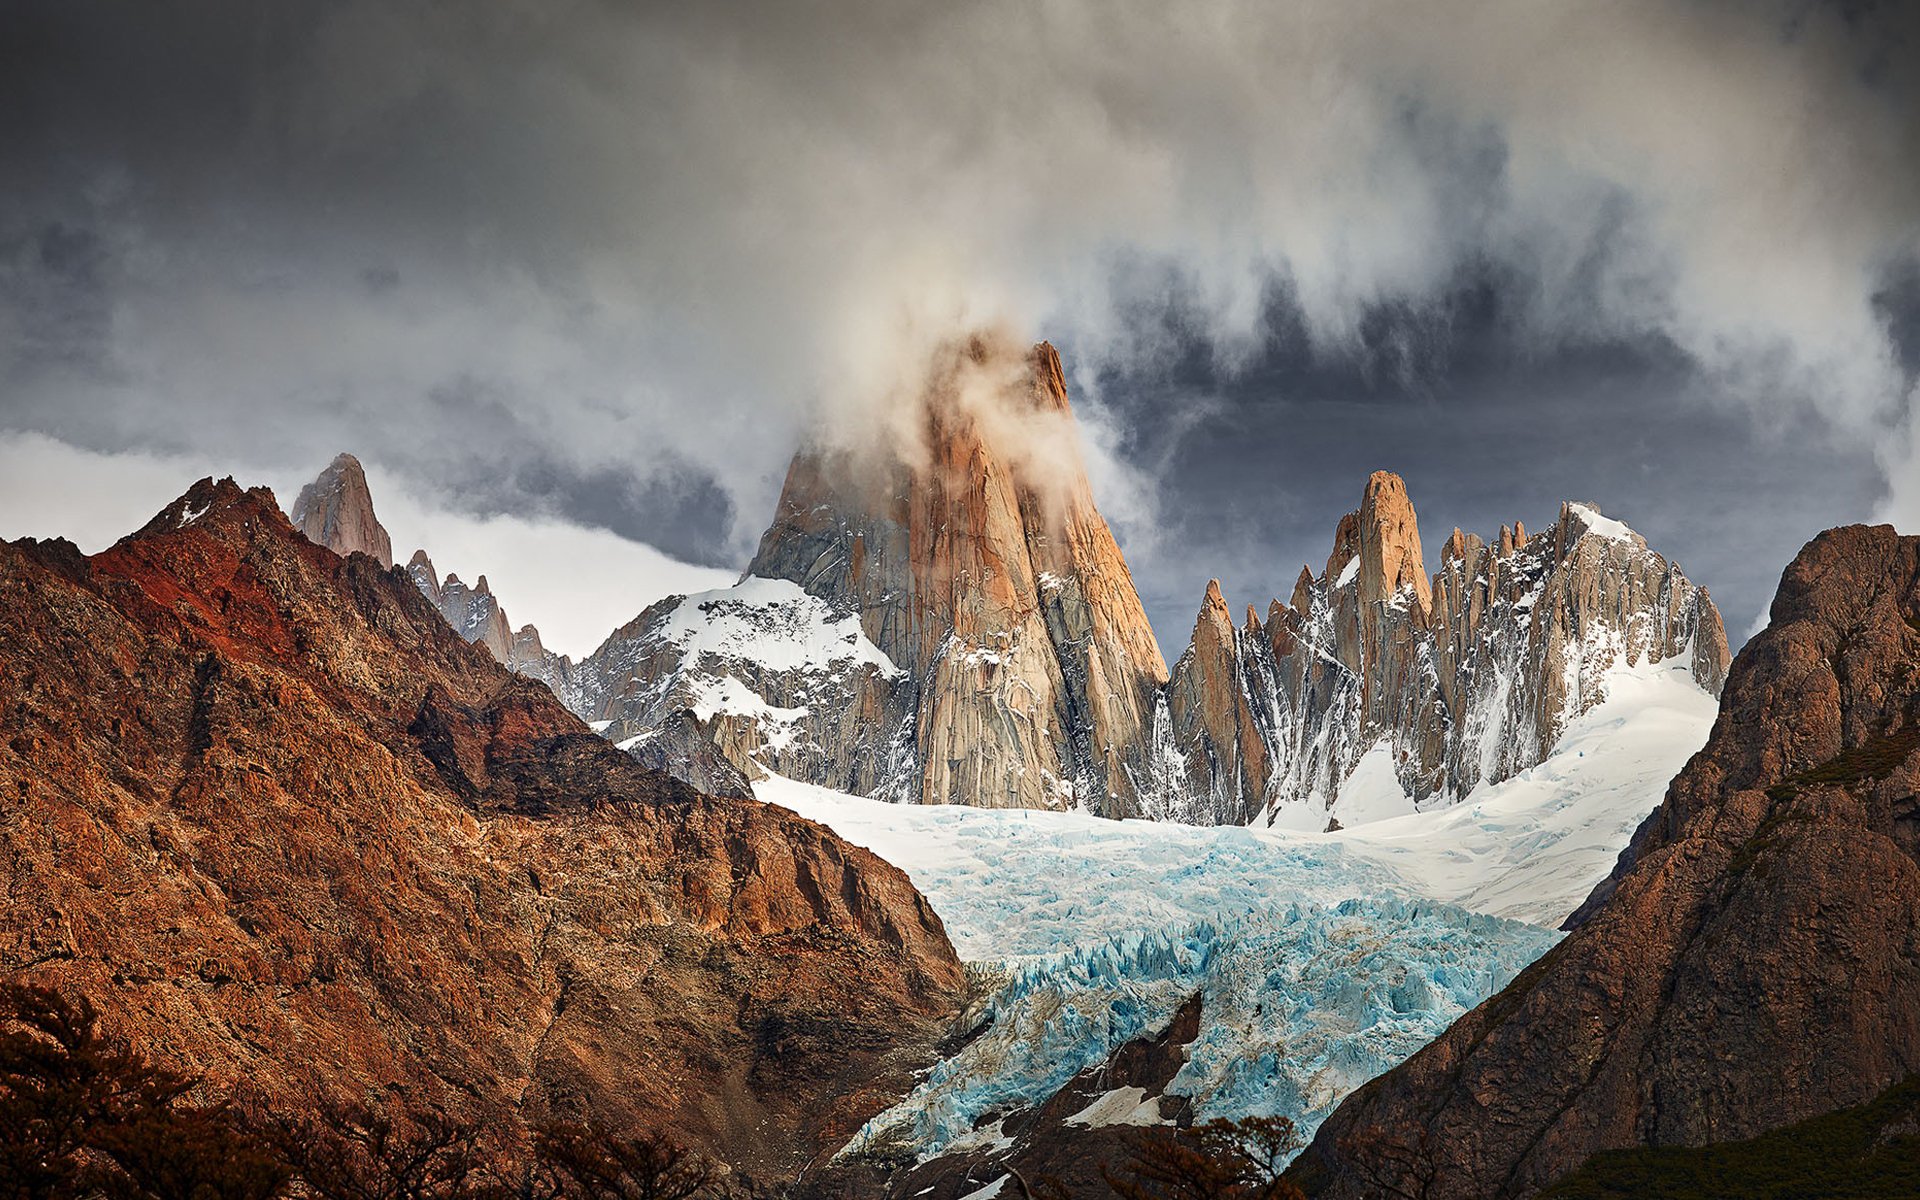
[1542,1076,1920,1199]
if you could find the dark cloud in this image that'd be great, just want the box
[1,0,1916,647]
[1075,272,1883,644]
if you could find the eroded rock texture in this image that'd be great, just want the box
[0,479,966,1178]
[285,453,577,702]
[1292,523,1920,1199]
[1146,474,1730,826]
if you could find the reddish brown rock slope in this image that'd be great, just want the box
[1292,523,1920,1198]
[0,478,966,1178]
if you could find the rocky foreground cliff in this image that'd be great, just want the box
[1291,523,1920,1197]
[0,478,966,1177]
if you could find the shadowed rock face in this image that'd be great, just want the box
[0,479,966,1178]
[1150,474,1731,826]
[1291,523,1920,1199]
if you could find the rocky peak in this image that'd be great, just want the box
[1162,473,1731,827]
[3,475,964,1177]
[1357,470,1430,617]
[581,336,1168,815]
[1290,565,1316,615]
[405,548,444,604]
[1297,523,1920,1197]
[1028,339,1072,413]
[289,452,393,568]
[289,456,579,707]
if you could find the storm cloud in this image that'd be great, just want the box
[2,0,1915,646]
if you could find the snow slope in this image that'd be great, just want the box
[760,776,1406,959]
[756,656,1717,1162]
[1334,658,1717,924]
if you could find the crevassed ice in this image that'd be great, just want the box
[757,654,1716,1165]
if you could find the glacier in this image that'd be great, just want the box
[755,655,1718,1164]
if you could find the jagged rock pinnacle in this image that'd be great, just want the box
[289,452,394,568]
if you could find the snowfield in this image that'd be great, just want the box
[754,656,1717,1162]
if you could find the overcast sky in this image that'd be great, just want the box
[2,1,1915,654]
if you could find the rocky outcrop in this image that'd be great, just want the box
[824,995,1206,1200]
[1152,474,1731,826]
[575,338,1170,815]
[289,452,393,568]
[572,577,915,797]
[286,456,577,701]
[1152,582,1277,824]
[406,549,580,707]
[617,710,756,801]
[1291,523,1920,1199]
[0,479,967,1177]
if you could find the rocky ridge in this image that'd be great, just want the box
[287,453,580,705]
[405,548,581,707]
[1142,472,1731,826]
[1291,523,1920,1198]
[0,478,967,1177]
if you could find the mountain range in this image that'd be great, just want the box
[6,339,1912,1197]
[291,341,1728,834]
[0,478,963,1176]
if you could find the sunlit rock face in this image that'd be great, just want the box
[0,478,966,1179]
[575,337,1171,816]
[570,353,1723,826]
[289,452,393,569]
[1147,473,1731,827]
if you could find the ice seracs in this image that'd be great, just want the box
[765,643,1718,1171]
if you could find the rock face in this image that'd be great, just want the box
[616,710,756,802]
[286,454,578,703]
[1292,523,1920,1199]
[0,479,966,1177]
[1145,473,1731,826]
[572,577,916,798]
[575,338,1170,815]
[289,452,393,568]
[576,392,1721,826]
[406,549,580,707]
